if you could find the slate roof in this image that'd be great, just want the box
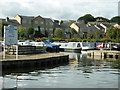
[44,18,53,22]
[62,20,76,25]
[87,25,99,31]
[7,19,20,26]
[95,24,105,30]
[59,23,71,30]
[18,15,34,20]
[101,23,112,28]
[76,23,88,30]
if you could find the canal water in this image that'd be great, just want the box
[0,51,120,89]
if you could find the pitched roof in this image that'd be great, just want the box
[32,15,44,20]
[87,25,99,30]
[7,19,20,26]
[18,15,34,20]
[76,23,88,30]
[101,23,112,28]
[62,20,76,25]
[95,24,105,30]
[44,17,53,22]
[60,23,71,30]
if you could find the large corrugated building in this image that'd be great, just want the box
[118,1,120,16]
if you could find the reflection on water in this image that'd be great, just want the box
[0,51,120,88]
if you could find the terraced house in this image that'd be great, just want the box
[1,14,119,39]
[14,14,54,37]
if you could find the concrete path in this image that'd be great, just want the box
[0,52,68,61]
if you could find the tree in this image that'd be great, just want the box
[110,16,120,25]
[87,32,93,39]
[78,14,96,23]
[18,27,26,39]
[34,26,45,38]
[54,28,64,38]
[106,27,120,40]
[95,17,109,22]
[27,27,34,38]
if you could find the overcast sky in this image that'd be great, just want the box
[0,0,120,20]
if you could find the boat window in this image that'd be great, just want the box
[82,43,89,47]
[73,43,76,47]
[65,44,67,47]
[77,43,81,47]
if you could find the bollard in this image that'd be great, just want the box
[101,52,102,58]
[109,55,113,58]
[115,55,119,59]
[93,52,94,58]
[104,52,107,58]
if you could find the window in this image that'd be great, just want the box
[50,22,53,25]
[77,43,81,47]
[46,22,49,25]
[34,21,38,24]
[28,20,31,24]
[49,28,53,31]
[34,27,38,31]
[40,21,44,24]
[40,28,44,31]
[22,20,26,24]
[46,28,49,31]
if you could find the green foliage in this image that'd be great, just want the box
[0,37,3,41]
[35,37,48,41]
[106,27,120,40]
[54,28,64,38]
[78,14,96,23]
[95,17,109,22]
[34,37,120,43]
[18,27,26,39]
[87,32,93,39]
[110,16,120,24]
[27,27,34,38]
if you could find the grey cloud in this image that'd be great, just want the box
[0,0,119,20]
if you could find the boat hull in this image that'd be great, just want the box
[61,48,81,53]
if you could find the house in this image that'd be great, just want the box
[87,24,101,38]
[14,14,54,37]
[14,14,34,30]
[6,17,20,26]
[44,17,54,37]
[99,23,112,33]
[70,22,88,38]
[113,23,120,29]
[70,21,101,39]
[59,23,72,39]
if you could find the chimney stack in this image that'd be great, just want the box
[6,17,9,22]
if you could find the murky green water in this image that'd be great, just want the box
[0,52,120,89]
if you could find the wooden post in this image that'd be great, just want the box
[93,52,94,58]
[3,46,5,59]
[101,52,102,58]
[115,55,118,59]
[16,45,18,59]
[104,52,107,58]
